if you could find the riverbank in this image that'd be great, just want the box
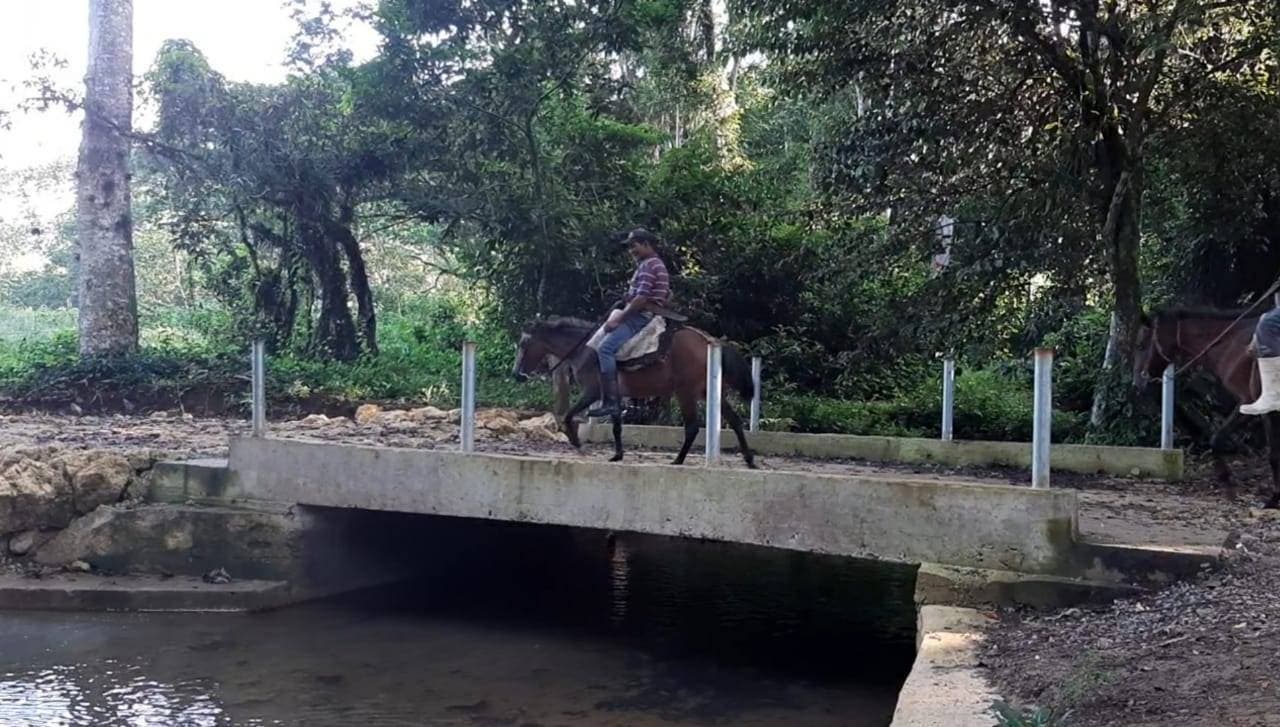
[983,523,1280,726]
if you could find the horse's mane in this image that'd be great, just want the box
[527,316,596,336]
[1147,306,1258,324]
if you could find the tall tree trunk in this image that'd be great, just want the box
[303,222,359,361]
[76,0,138,356]
[1091,165,1145,427]
[331,218,378,355]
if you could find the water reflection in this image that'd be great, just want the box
[0,663,225,726]
[0,527,916,726]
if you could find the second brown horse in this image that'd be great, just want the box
[1134,307,1280,508]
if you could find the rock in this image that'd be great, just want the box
[355,404,383,425]
[477,409,522,426]
[1249,508,1280,522]
[482,417,520,436]
[69,454,134,515]
[1130,467,1143,477]
[202,567,232,584]
[518,414,565,443]
[0,458,74,534]
[300,414,330,427]
[407,406,450,423]
[447,408,462,424]
[65,560,91,573]
[375,410,410,426]
[7,529,50,556]
[125,451,164,474]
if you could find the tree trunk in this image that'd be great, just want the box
[76,0,138,356]
[303,222,359,361]
[331,218,378,355]
[1107,169,1145,368]
[1090,164,1146,427]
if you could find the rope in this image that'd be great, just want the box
[1172,275,1280,377]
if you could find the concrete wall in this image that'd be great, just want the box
[222,437,1079,575]
[581,425,1184,480]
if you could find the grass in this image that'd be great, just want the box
[993,701,1072,727]
[0,299,1093,441]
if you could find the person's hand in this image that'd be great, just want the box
[604,318,620,331]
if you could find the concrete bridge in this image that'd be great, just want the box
[151,437,1209,602]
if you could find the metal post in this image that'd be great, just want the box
[251,340,266,438]
[1161,364,1175,450]
[1031,348,1053,489]
[461,341,476,453]
[705,343,723,465]
[749,356,763,433]
[941,358,956,442]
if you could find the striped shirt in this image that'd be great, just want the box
[626,256,670,306]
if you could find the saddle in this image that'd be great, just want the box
[586,315,684,372]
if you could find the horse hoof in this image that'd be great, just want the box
[609,454,624,463]
[670,458,685,466]
[746,461,759,470]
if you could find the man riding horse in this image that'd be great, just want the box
[588,228,672,419]
[512,227,757,467]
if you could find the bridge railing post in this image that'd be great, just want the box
[706,343,723,465]
[1031,348,1053,489]
[461,341,477,453]
[941,357,955,442]
[1161,364,1175,450]
[749,356,762,433]
[251,339,266,438]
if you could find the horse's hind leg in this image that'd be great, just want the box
[672,390,699,465]
[1265,413,1280,509]
[721,399,757,469]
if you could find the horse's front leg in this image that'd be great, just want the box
[609,412,624,462]
[1210,409,1247,493]
[564,392,596,450]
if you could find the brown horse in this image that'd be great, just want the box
[1134,308,1280,508]
[513,317,757,468]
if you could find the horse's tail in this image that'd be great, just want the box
[721,344,756,401]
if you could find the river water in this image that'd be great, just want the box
[0,528,917,726]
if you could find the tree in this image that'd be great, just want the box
[76,0,139,355]
[145,41,403,359]
[732,0,1280,390]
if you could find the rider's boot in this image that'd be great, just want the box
[588,372,622,419]
[1241,357,1280,415]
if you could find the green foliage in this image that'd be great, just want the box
[993,701,1071,727]
[768,367,1088,443]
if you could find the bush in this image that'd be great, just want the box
[764,365,1087,442]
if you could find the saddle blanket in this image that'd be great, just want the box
[586,315,666,362]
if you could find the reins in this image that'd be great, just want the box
[1170,276,1280,377]
[545,316,610,376]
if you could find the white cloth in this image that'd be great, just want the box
[586,315,666,361]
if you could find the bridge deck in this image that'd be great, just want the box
[1,412,1240,557]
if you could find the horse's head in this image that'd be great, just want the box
[512,329,554,383]
[1133,311,1174,390]
[512,316,596,382]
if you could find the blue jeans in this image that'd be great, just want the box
[1258,308,1280,358]
[597,313,651,376]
